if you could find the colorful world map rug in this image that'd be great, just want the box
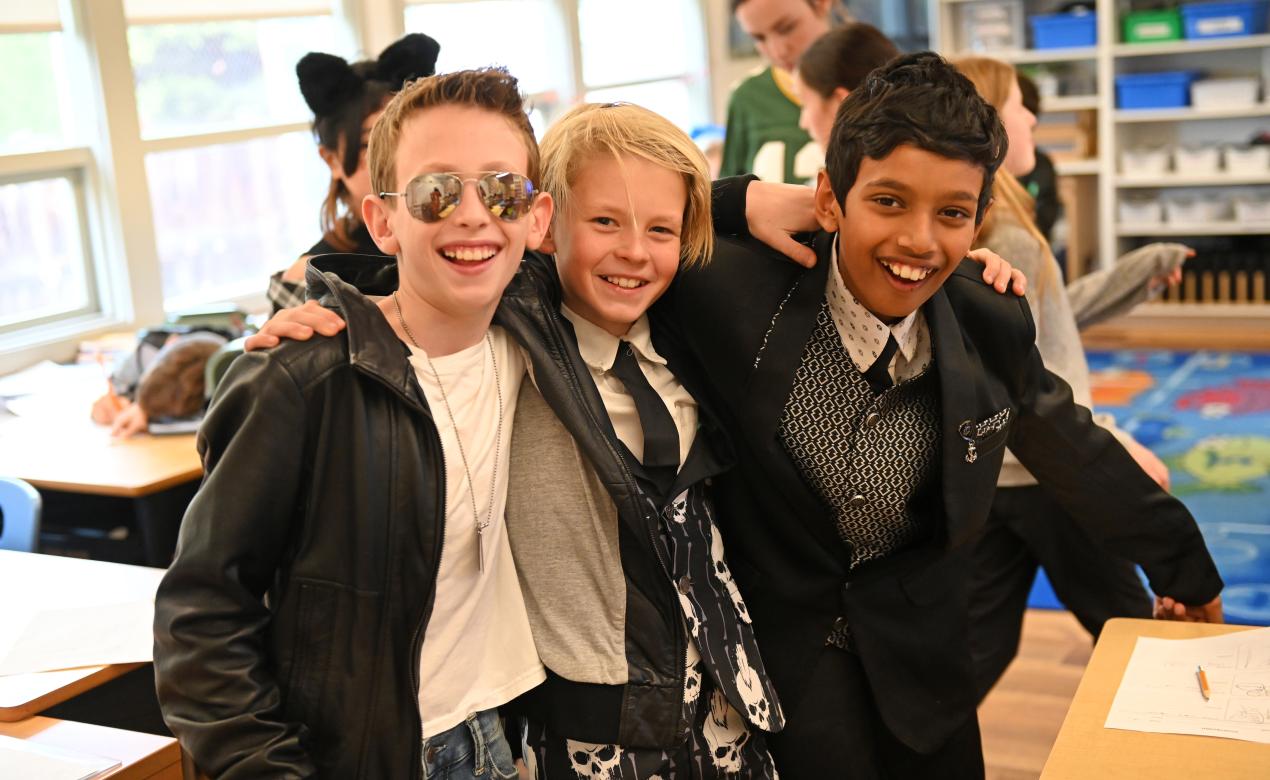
[1027,350,1270,626]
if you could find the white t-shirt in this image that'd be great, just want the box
[408,326,544,738]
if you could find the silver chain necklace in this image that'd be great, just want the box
[393,291,503,572]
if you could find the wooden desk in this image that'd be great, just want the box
[0,412,202,564]
[1042,618,1268,778]
[0,414,201,498]
[0,551,164,723]
[0,716,180,779]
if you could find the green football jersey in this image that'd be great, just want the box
[721,67,823,184]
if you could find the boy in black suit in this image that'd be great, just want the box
[662,52,1224,778]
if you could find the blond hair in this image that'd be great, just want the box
[952,56,1060,296]
[368,68,539,200]
[538,102,714,267]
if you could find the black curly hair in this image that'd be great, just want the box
[824,51,1007,225]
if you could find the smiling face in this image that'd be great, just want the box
[550,153,687,337]
[815,144,986,322]
[998,79,1037,177]
[735,0,833,73]
[364,103,551,326]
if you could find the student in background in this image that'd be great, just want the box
[90,329,230,438]
[1014,72,1060,243]
[154,68,553,778]
[266,32,439,312]
[953,55,1194,701]
[722,0,845,183]
[788,22,899,153]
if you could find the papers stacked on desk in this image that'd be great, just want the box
[1106,625,1270,743]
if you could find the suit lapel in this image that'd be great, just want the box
[927,288,987,546]
[744,232,835,447]
[738,232,847,562]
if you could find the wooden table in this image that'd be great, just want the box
[0,551,164,723]
[1042,618,1268,778]
[0,716,180,779]
[0,411,202,564]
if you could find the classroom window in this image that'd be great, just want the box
[575,0,708,132]
[145,131,328,310]
[403,0,561,96]
[0,32,71,155]
[0,175,93,330]
[123,2,341,309]
[127,16,333,139]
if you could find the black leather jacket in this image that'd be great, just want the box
[154,257,447,779]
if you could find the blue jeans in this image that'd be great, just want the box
[422,709,518,780]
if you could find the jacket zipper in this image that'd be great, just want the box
[540,304,689,740]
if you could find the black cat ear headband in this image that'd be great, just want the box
[296,32,441,118]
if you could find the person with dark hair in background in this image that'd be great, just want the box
[788,22,900,153]
[1014,72,1060,244]
[266,32,440,313]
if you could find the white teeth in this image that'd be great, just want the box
[442,247,497,262]
[601,275,646,289]
[881,260,933,281]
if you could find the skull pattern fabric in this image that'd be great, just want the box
[521,652,780,779]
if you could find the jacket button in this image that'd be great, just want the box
[864,412,881,428]
[677,576,693,595]
[848,494,866,508]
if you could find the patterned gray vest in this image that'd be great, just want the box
[778,302,942,586]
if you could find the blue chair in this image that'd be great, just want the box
[0,476,41,552]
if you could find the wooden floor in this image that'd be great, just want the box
[979,609,1093,779]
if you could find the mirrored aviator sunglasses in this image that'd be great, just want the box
[381,172,536,223]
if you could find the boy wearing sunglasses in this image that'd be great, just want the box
[153,68,553,779]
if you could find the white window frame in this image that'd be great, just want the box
[401,0,713,130]
[0,0,372,375]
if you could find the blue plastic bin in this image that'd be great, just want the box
[1181,1,1269,38]
[1116,71,1201,109]
[1030,11,1098,48]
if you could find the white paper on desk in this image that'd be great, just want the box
[1105,626,1270,743]
[0,734,120,780]
[0,601,155,676]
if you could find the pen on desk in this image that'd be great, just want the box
[1196,664,1211,701]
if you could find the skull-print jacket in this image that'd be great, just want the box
[495,252,784,749]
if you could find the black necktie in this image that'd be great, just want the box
[609,341,680,471]
[862,334,899,395]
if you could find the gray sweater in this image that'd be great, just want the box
[984,216,1188,486]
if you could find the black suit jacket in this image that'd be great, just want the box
[655,230,1223,753]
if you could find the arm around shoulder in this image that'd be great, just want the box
[154,351,317,778]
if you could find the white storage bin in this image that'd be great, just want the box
[1223,144,1270,171]
[1119,197,1164,225]
[1173,145,1222,176]
[1164,196,1228,224]
[1191,77,1260,110]
[958,1,1025,52]
[1233,193,1270,222]
[1120,147,1170,176]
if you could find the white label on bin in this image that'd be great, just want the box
[1196,17,1246,35]
[1136,22,1171,37]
